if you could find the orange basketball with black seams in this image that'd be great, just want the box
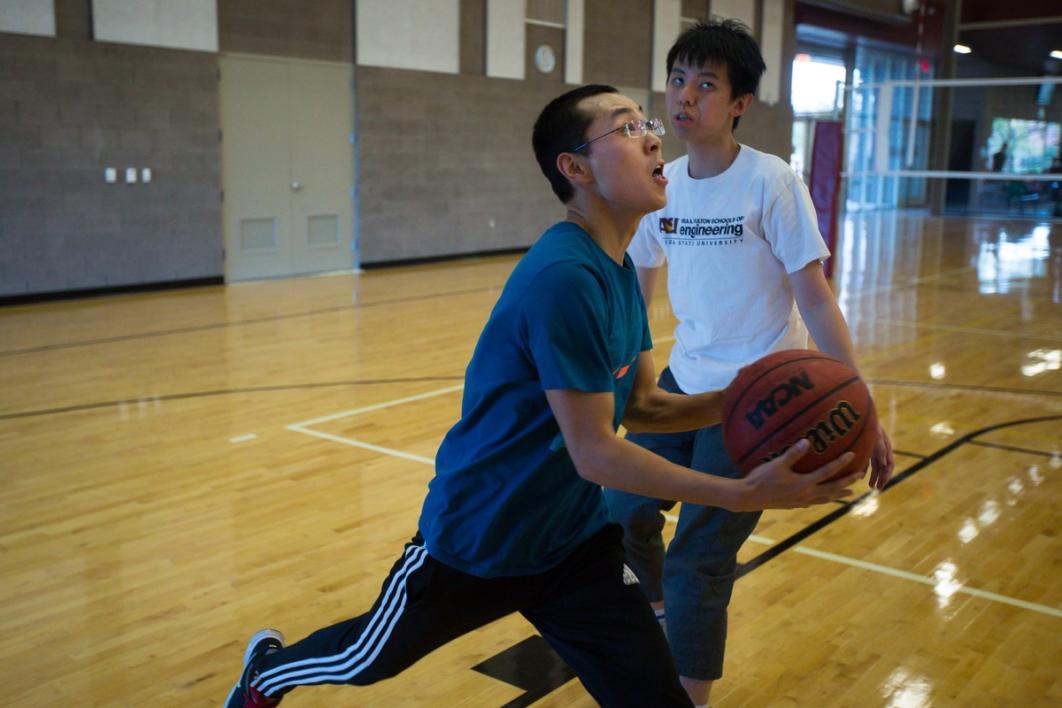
[721,349,877,480]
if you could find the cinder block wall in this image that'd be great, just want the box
[2,0,800,292]
[0,33,221,297]
[355,69,566,263]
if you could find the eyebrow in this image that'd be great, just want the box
[670,67,720,78]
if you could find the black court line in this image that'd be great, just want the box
[737,414,1062,578]
[893,449,927,459]
[0,285,504,358]
[472,636,576,708]
[475,413,1062,705]
[968,440,1061,459]
[866,378,1062,399]
[0,377,464,421]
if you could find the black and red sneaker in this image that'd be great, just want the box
[224,629,284,707]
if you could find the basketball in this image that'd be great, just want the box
[721,349,877,479]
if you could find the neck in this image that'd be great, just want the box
[686,134,740,179]
[564,198,641,265]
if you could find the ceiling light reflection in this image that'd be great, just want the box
[929,362,946,380]
[977,499,1000,526]
[1028,465,1045,484]
[932,561,962,608]
[930,422,955,436]
[882,667,934,708]
[1021,349,1060,377]
[958,519,978,544]
[851,491,880,517]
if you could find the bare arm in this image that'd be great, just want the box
[546,387,859,512]
[636,265,662,308]
[789,261,858,368]
[622,350,724,433]
[790,260,895,489]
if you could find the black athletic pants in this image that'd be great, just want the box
[251,524,692,707]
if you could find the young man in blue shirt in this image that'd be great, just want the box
[225,84,861,708]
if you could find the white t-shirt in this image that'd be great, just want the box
[629,145,830,393]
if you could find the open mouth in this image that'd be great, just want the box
[652,163,667,185]
[674,112,693,124]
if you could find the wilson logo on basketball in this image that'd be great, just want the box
[745,370,814,429]
[762,401,862,462]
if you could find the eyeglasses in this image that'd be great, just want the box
[571,118,666,153]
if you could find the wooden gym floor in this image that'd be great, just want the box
[1,212,1059,706]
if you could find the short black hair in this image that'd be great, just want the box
[532,84,618,203]
[666,19,766,130]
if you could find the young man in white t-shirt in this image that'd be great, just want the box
[603,20,895,708]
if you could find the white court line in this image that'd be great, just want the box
[286,384,466,466]
[741,535,1062,618]
[289,383,465,428]
[287,339,679,463]
[291,374,1061,618]
[229,433,258,444]
[663,515,1059,617]
[288,424,435,465]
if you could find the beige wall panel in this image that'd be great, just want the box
[0,0,55,37]
[358,0,460,74]
[565,0,584,84]
[487,0,526,79]
[653,0,682,92]
[93,0,218,52]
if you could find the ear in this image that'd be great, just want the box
[556,152,594,189]
[730,93,754,118]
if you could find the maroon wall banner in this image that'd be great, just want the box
[808,120,843,279]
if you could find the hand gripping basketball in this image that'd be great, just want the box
[737,440,860,511]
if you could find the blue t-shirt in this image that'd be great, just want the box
[418,221,652,577]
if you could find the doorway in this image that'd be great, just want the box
[219,54,356,281]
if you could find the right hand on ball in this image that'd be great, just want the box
[733,439,861,511]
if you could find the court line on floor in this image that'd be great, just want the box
[0,285,506,357]
[669,518,1060,617]
[0,377,464,421]
[288,425,436,465]
[868,319,1062,342]
[837,264,976,301]
[289,383,466,428]
[968,439,1061,459]
[284,337,677,454]
[293,393,1062,619]
[741,535,1062,619]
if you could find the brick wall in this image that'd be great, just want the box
[355,67,566,264]
[0,33,221,296]
[218,0,353,62]
[584,0,654,88]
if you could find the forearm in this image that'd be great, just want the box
[623,387,724,433]
[802,298,859,369]
[573,434,743,510]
